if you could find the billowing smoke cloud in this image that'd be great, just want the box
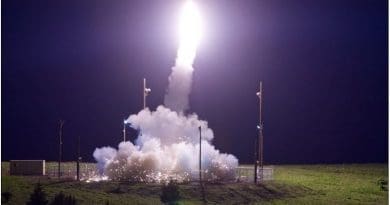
[93,106,238,182]
[129,106,213,146]
[93,0,238,182]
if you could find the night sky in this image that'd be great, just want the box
[2,0,388,164]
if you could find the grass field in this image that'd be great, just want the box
[1,163,388,205]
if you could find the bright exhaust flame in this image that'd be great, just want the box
[164,0,203,112]
[176,0,203,67]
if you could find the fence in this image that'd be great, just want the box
[236,166,274,182]
[2,162,273,182]
[45,162,98,179]
[44,163,274,182]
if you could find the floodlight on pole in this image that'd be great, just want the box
[256,81,264,182]
[143,78,151,109]
[123,120,128,142]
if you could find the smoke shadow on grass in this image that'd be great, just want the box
[178,181,313,204]
[44,180,313,204]
[200,182,207,204]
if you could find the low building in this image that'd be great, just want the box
[10,160,46,176]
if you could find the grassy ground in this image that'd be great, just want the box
[268,164,388,205]
[1,163,388,205]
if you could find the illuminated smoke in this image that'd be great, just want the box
[164,65,193,113]
[93,106,238,182]
[93,1,239,182]
[164,0,202,113]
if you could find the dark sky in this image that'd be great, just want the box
[2,0,388,164]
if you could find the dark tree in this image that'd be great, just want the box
[2,191,12,203]
[378,179,388,191]
[26,183,48,205]
[50,192,77,205]
[160,180,180,205]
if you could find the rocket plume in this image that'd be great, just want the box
[93,1,238,182]
[164,0,202,112]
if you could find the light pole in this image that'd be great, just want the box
[58,119,65,179]
[123,119,128,142]
[254,127,258,184]
[77,136,81,181]
[199,126,202,183]
[256,81,264,182]
[143,78,151,109]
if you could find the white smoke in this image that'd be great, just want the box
[129,106,213,146]
[164,65,193,113]
[93,0,239,182]
[93,106,238,182]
